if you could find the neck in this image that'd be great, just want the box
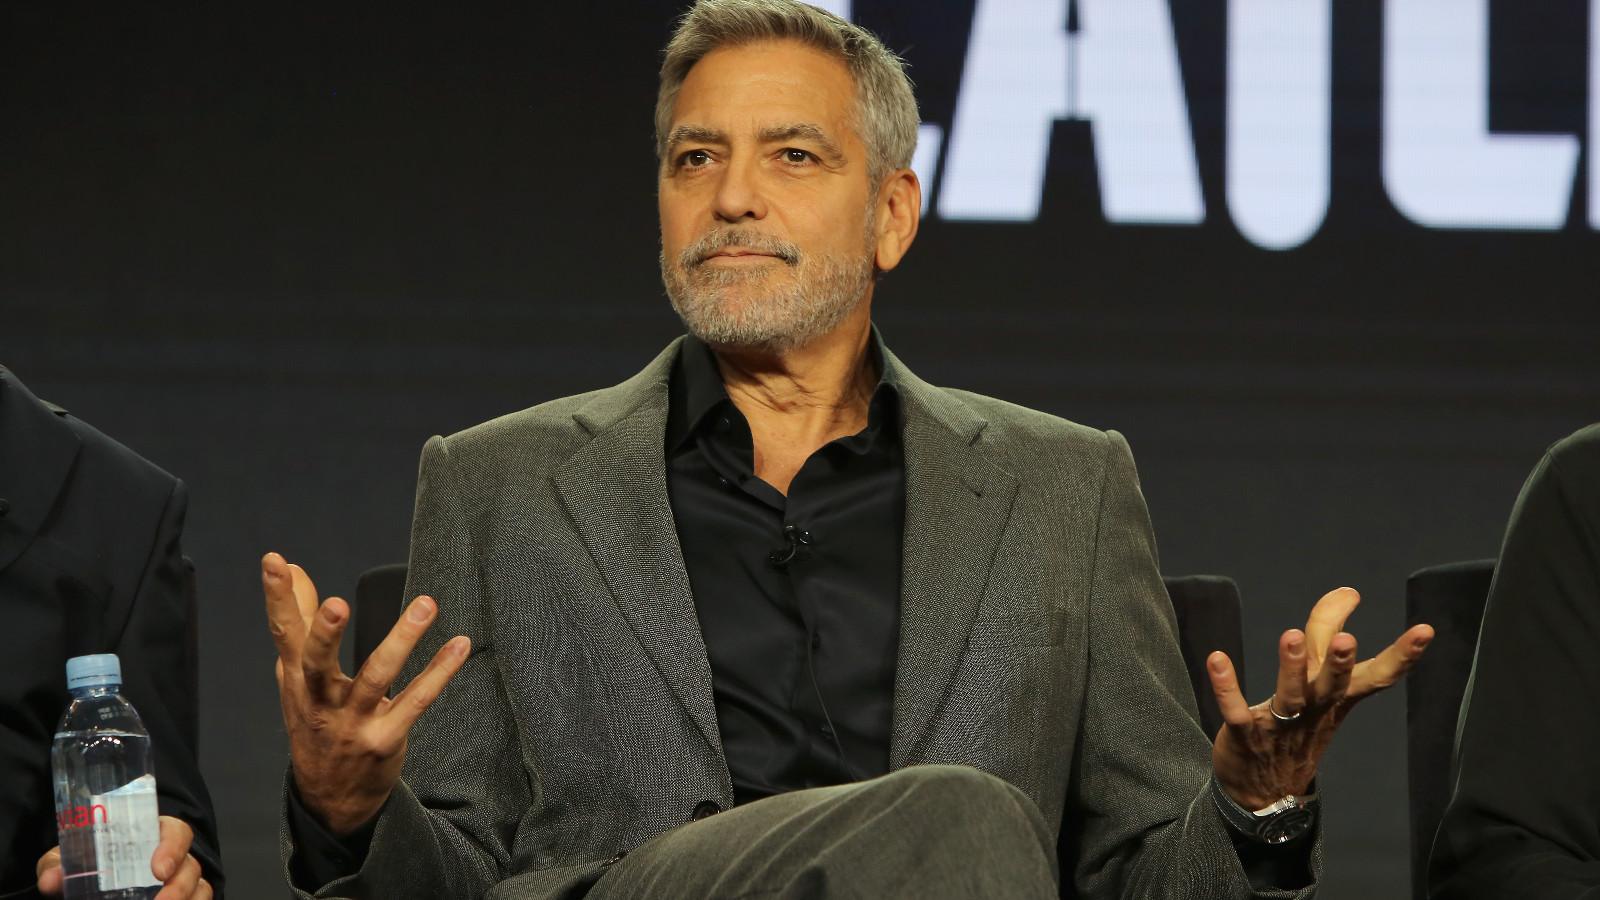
[709,302,878,494]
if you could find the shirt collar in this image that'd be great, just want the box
[666,328,901,454]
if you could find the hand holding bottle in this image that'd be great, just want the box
[36,817,209,899]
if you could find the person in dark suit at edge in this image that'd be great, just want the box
[1429,424,1600,898]
[0,366,221,898]
[264,2,1435,897]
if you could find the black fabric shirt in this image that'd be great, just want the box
[666,334,904,805]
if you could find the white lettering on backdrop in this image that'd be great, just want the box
[1383,0,1579,229]
[834,0,1591,248]
[938,0,1205,224]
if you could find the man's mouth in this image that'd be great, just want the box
[680,230,802,269]
[702,248,781,263]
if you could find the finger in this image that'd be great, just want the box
[263,553,309,666]
[300,596,351,703]
[1272,629,1309,717]
[288,563,320,623]
[152,816,194,882]
[1350,623,1435,700]
[1311,631,1358,705]
[385,635,472,732]
[1206,651,1256,729]
[36,846,62,896]
[1303,587,1361,670]
[154,854,201,899]
[197,877,214,900]
[349,596,439,711]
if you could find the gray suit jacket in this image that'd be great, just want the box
[283,338,1319,899]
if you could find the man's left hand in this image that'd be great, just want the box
[36,815,212,899]
[1206,586,1434,809]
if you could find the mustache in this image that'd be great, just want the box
[680,229,802,269]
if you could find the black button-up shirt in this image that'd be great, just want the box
[666,335,905,806]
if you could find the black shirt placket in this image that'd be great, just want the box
[666,335,904,806]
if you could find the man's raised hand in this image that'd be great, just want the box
[1206,587,1434,810]
[263,552,470,834]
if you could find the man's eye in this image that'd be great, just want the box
[782,149,812,164]
[683,150,712,167]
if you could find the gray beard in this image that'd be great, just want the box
[661,223,876,355]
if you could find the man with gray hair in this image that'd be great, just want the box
[268,2,1433,898]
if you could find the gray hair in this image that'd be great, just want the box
[655,0,920,183]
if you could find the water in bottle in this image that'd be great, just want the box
[52,653,162,899]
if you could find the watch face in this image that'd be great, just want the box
[1259,806,1315,844]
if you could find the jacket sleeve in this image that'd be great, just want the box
[1429,438,1600,899]
[111,479,226,893]
[280,435,533,899]
[1063,430,1321,899]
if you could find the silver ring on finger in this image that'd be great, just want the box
[1267,694,1304,724]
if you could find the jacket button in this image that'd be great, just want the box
[601,849,628,867]
[691,800,721,821]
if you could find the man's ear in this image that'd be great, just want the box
[874,168,921,273]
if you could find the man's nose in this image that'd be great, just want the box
[711,157,768,223]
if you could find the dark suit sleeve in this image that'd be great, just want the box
[1430,436,1600,899]
[1065,431,1320,899]
[110,479,225,893]
[284,777,379,888]
[279,436,531,899]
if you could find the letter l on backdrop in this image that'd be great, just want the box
[1383,0,1580,229]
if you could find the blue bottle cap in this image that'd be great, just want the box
[66,654,122,690]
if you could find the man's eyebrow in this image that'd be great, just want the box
[759,123,846,166]
[665,125,726,151]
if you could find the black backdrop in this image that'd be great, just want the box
[3,2,1596,896]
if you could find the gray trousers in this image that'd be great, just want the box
[586,765,1059,900]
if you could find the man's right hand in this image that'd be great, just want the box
[263,552,470,835]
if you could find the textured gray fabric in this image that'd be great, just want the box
[278,337,1321,899]
[586,765,1058,900]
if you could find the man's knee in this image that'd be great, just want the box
[875,765,1046,830]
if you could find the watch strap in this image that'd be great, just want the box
[1210,778,1319,844]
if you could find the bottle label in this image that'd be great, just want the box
[89,774,162,890]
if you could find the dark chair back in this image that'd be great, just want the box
[353,563,409,672]
[1405,559,1496,900]
[1163,575,1246,740]
[179,555,200,756]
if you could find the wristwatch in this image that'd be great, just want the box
[1210,779,1319,844]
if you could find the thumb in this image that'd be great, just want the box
[36,845,64,896]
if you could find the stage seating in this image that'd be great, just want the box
[1404,559,1496,900]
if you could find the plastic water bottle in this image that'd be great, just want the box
[51,654,162,899]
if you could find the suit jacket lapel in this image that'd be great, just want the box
[0,368,81,574]
[551,340,725,761]
[885,350,1020,769]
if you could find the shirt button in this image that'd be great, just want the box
[691,800,721,821]
[819,723,834,737]
[716,416,732,435]
[717,476,732,489]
